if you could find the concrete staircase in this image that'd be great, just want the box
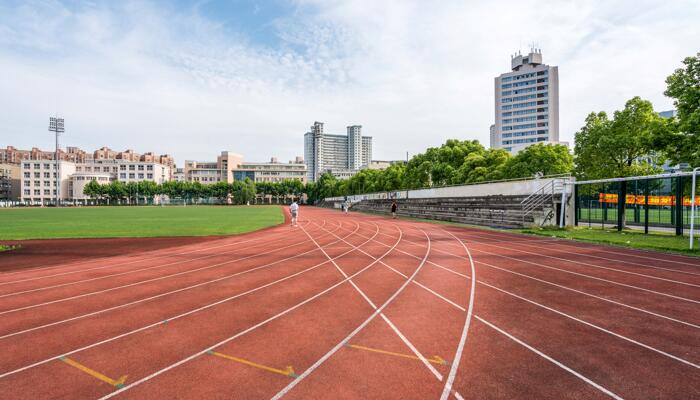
[328,195,555,229]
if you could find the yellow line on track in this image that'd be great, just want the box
[59,357,128,388]
[345,344,448,365]
[208,351,297,378]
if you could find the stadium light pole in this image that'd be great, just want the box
[690,167,699,250]
[49,117,65,206]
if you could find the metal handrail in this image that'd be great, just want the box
[521,178,566,223]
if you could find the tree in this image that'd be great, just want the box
[574,97,665,179]
[657,52,700,167]
[83,180,102,203]
[503,143,573,179]
[210,181,231,204]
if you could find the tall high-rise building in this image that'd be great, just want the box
[492,49,561,154]
[304,121,372,182]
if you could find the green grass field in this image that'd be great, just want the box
[0,206,284,240]
[520,226,700,255]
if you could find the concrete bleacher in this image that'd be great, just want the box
[324,194,555,229]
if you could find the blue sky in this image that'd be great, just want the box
[1,0,699,164]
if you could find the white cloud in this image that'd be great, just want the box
[0,0,698,164]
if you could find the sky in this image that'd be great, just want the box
[0,0,699,165]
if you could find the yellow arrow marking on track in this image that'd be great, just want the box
[208,351,298,378]
[345,344,449,365]
[59,357,128,388]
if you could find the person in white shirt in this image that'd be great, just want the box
[290,201,299,227]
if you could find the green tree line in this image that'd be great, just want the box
[83,178,304,205]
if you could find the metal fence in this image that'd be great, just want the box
[574,172,700,236]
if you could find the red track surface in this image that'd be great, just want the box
[0,206,698,399]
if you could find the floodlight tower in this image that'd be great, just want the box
[49,117,64,206]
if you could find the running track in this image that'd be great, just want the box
[0,206,698,399]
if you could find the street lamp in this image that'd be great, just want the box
[49,117,65,206]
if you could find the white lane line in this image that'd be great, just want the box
[469,247,700,304]
[0,221,349,340]
[97,218,405,400]
[372,228,700,369]
[0,233,300,299]
[474,316,624,400]
[477,279,700,369]
[0,221,306,286]
[361,230,700,326]
[473,259,700,330]
[309,220,443,381]
[510,239,700,277]
[0,219,368,379]
[439,229,476,400]
[402,275,623,399]
[469,240,700,288]
[269,228,430,400]
[454,227,700,270]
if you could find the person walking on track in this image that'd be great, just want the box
[391,201,398,219]
[290,200,299,227]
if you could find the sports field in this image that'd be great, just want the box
[0,206,697,399]
[0,206,283,240]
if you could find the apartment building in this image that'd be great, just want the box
[303,121,372,182]
[19,159,171,204]
[492,49,563,154]
[0,163,21,201]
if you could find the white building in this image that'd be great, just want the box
[304,121,372,182]
[184,152,243,184]
[233,158,307,184]
[20,159,171,205]
[20,160,75,204]
[492,49,563,154]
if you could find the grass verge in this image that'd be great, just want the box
[0,206,284,240]
[519,226,700,256]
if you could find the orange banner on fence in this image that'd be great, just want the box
[598,193,700,206]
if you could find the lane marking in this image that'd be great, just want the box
[473,316,624,400]
[0,233,306,299]
[376,229,700,309]
[97,220,405,399]
[59,356,128,388]
[0,229,333,315]
[309,220,444,381]
[344,343,448,365]
[1,221,347,340]
[469,240,700,288]
[0,221,312,286]
[439,230,476,400]
[0,222,365,379]
[451,227,700,271]
[270,228,430,400]
[391,264,624,399]
[208,351,297,378]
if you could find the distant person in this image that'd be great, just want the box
[343,201,349,214]
[391,201,398,219]
[290,201,299,227]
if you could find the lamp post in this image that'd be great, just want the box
[49,117,64,206]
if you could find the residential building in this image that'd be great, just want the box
[173,168,185,182]
[19,159,171,204]
[184,152,243,184]
[492,49,562,154]
[0,163,21,201]
[304,121,373,182]
[233,158,307,184]
[19,160,76,204]
[1,145,174,170]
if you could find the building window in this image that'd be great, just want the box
[34,181,40,187]
[138,165,144,171]
[138,173,144,179]
[120,165,126,171]
[24,189,30,195]
[24,172,30,178]
[129,173,135,179]
[34,172,40,178]
[24,180,30,187]
[44,189,50,195]
[129,165,135,171]
[24,163,30,169]
[34,189,40,195]
[147,165,153,171]
[44,180,50,186]
[44,172,50,178]
[44,163,50,169]
[120,173,126,179]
